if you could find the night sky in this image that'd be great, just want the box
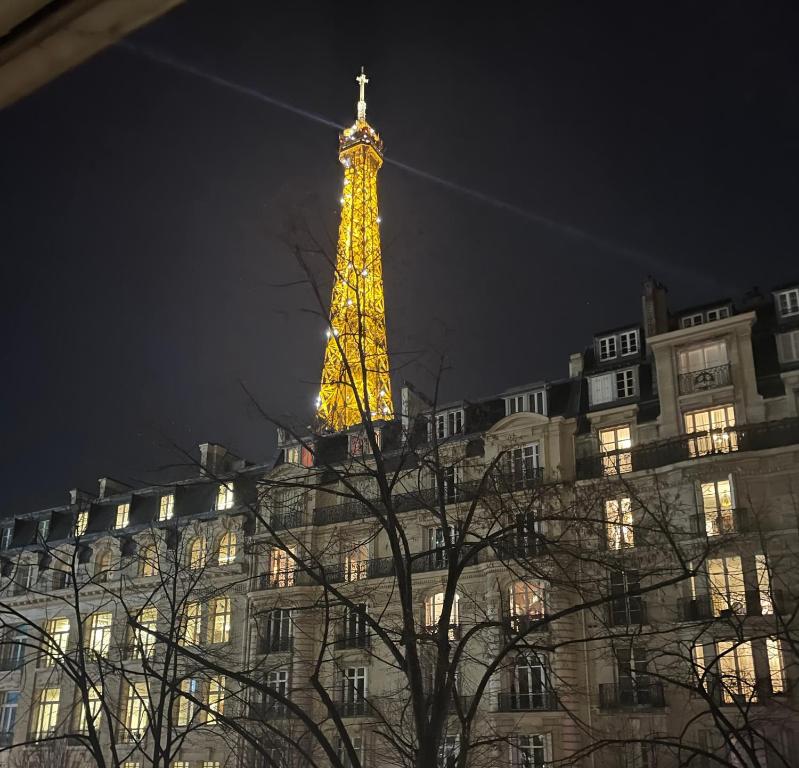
[2,2,797,513]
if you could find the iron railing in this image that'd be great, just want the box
[497,691,558,712]
[691,508,749,537]
[678,364,732,395]
[599,681,665,709]
[576,417,799,480]
[677,592,766,621]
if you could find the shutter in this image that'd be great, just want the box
[590,374,614,405]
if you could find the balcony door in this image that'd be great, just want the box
[511,654,548,710]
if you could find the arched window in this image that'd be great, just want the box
[95,550,112,582]
[140,537,158,577]
[424,591,460,639]
[217,532,237,566]
[188,536,207,570]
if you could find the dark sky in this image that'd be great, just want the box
[2,1,797,513]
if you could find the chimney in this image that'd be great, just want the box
[641,277,669,338]
[98,477,130,499]
[199,443,239,476]
[569,352,583,378]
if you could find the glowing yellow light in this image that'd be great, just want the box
[317,71,393,432]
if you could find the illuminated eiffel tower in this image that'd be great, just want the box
[316,70,393,432]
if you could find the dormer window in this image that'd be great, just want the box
[115,503,130,530]
[0,526,11,551]
[706,307,730,322]
[434,409,463,440]
[505,391,547,417]
[776,288,799,318]
[74,510,89,538]
[619,330,639,356]
[589,368,637,407]
[681,306,731,328]
[284,444,313,466]
[159,494,175,522]
[216,484,234,511]
[37,518,50,543]
[598,336,616,361]
[349,430,381,456]
[682,313,703,328]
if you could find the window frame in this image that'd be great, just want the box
[598,335,617,361]
[776,288,799,318]
[619,329,639,356]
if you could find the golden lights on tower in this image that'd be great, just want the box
[316,69,393,432]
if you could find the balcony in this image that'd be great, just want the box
[692,508,749,537]
[598,681,665,709]
[259,636,293,654]
[312,482,484,527]
[493,467,544,493]
[504,613,548,634]
[335,633,370,650]
[678,591,768,621]
[334,699,368,717]
[268,511,304,531]
[678,364,732,395]
[576,417,799,480]
[497,691,558,712]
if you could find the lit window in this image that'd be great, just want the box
[208,597,231,644]
[76,684,102,734]
[122,763,140,768]
[708,556,746,616]
[511,734,549,768]
[177,679,199,726]
[44,617,70,666]
[206,675,225,723]
[619,330,639,356]
[202,763,221,768]
[509,581,546,630]
[158,494,174,522]
[269,547,295,587]
[599,425,632,475]
[605,498,634,549]
[424,591,460,639]
[216,484,234,511]
[87,612,113,657]
[140,538,158,577]
[134,607,157,659]
[598,336,617,361]
[776,288,799,318]
[124,682,148,739]
[32,688,60,739]
[217,532,237,565]
[115,503,130,529]
[776,330,799,364]
[181,602,201,646]
[766,637,785,694]
[344,544,368,582]
[95,550,112,582]
[188,536,207,570]
[755,555,773,615]
[74,510,89,537]
[716,640,756,704]
[615,369,635,399]
[684,405,737,456]
[284,445,300,464]
[700,478,734,536]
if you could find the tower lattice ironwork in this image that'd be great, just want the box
[317,70,393,431]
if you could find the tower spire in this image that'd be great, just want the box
[356,67,368,122]
[316,72,393,432]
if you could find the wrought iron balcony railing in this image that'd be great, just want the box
[691,508,749,537]
[576,417,799,480]
[497,691,558,712]
[599,681,665,709]
[678,363,732,395]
